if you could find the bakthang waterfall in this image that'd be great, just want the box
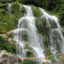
[6,2,64,64]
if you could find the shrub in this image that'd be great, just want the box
[0,36,16,53]
[32,6,42,18]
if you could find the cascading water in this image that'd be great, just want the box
[7,3,12,16]
[39,8,64,55]
[7,2,64,63]
[13,5,45,62]
[13,28,27,58]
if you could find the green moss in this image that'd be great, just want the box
[25,45,34,57]
[23,31,28,42]
[11,40,16,43]
[25,45,33,51]
[32,6,42,18]
[0,36,16,54]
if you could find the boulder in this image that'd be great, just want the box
[0,50,23,64]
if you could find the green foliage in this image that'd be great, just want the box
[32,6,42,18]
[35,18,50,36]
[25,45,34,57]
[0,4,7,10]
[18,0,26,3]
[17,0,64,12]
[25,45,33,51]
[18,0,49,10]
[21,6,25,13]
[0,9,9,33]
[0,3,25,34]
[11,2,23,20]
[43,37,49,48]
[35,19,44,35]
[11,40,16,43]
[0,0,15,3]
[46,49,52,56]
[8,33,13,38]
[23,60,39,64]
[0,9,17,33]
[0,22,8,33]
[23,32,28,42]
[0,0,64,56]
[0,36,16,53]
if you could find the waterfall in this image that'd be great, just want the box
[7,3,12,16]
[39,8,64,55]
[7,3,64,63]
[13,5,45,62]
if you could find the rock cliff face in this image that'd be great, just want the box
[0,50,22,64]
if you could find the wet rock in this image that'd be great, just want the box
[0,50,23,64]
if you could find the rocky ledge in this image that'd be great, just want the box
[0,50,23,64]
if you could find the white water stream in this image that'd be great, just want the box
[7,3,64,63]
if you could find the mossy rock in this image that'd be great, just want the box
[25,45,34,57]
[25,45,33,52]
[32,6,42,18]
